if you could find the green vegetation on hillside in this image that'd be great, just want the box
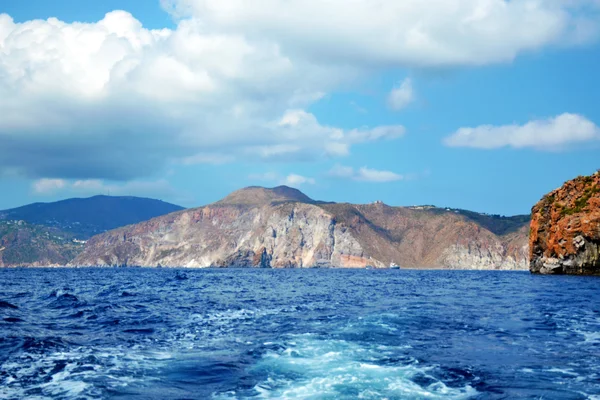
[560,183,599,216]
[0,195,184,239]
[0,220,84,266]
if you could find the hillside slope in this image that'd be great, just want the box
[0,195,184,239]
[73,187,529,270]
[0,220,83,267]
[0,196,184,267]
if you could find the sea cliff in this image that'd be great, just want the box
[530,171,600,275]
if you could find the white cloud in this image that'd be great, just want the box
[0,12,401,181]
[356,167,404,183]
[249,172,315,186]
[328,165,404,183]
[73,179,177,198]
[162,0,600,67]
[32,178,179,199]
[388,78,414,111]
[283,174,316,186]
[32,179,67,194]
[1,1,599,181]
[444,113,600,150]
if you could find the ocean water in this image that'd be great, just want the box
[0,269,599,400]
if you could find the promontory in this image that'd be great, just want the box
[530,171,600,275]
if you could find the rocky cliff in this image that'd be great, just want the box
[530,172,600,275]
[73,186,529,270]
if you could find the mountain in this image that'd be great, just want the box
[530,171,600,275]
[0,195,184,239]
[73,187,530,270]
[0,196,184,267]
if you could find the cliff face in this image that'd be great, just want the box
[530,172,600,275]
[73,187,529,270]
[72,202,373,269]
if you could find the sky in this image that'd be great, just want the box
[0,0,599,216]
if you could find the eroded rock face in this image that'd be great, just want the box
[72,202,376,269]
[530,172,600,275]
[73,187,530,269]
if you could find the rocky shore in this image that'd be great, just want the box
[530,171,600,275]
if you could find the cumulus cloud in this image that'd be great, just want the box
[283,174,316,186]
[249,171,316,186]
[162,0,600,67]
[0,11,402,181]
[443,113,600,150]
[328,165,404,182]
[1,1,599,181]
[388,79,414,111]
[32,179,67,195]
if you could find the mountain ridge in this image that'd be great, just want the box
[72,186,530,270]
[0,195,184,239]
[0,196,185,267]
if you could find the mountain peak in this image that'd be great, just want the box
[217,185,314,206]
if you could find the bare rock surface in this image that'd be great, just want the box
[73,186,529,270]
[530,171,600,275]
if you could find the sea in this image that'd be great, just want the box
[0,268,599,399]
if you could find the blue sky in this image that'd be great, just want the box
[1,0,599,215]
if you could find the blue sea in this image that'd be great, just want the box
[1,268,599,399]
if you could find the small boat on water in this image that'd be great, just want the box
[389,262,400,269]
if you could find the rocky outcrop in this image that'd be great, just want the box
[73,186,530,270]
[530,171,600,275]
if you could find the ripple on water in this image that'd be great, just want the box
[1,268,600,399]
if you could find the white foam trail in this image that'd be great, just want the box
[223,334,477,399]
[0,346,173,400]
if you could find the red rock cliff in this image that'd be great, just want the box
[530,171,600,275]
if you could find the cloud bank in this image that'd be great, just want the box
[1,1,599,181]
[31,178,179,199]
[248,172,316,187]
[444,113,600,150]
[328,165,404,182]
[162,0,600,67]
